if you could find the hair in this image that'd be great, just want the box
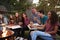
[21,13,27,25]
[32,7,36,9]
[9,15,14,20]
[49,11,58,26]
[22,13,27,17]
[39,10,44,14]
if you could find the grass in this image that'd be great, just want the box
[56,34,60,40]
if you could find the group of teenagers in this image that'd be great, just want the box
[0,8,59,40]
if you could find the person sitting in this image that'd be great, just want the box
[8,20,15,26]
[0,14,8,24]
[30,11,58,40]
[14,12,23,26]
[14,12,24,39]
[31,8,40,22]
[20,13,30,39]
[22,13,30,26]
[28,10,47,40]
[8,15,15,25]
[9,15,14,20]
[38,10,48,25]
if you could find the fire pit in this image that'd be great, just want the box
[0,30,14,40]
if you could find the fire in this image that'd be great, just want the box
[2,27,7,37]
[2,31,7,37]
[2,27,6,32]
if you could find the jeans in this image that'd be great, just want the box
[30,31,53,40]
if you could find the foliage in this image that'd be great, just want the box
[0,0,32,13]
[0,0,60,14]
[36,0,59,14]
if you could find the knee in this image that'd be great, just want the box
[30,31,36,36]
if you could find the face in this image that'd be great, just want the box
[32,8,36,14]
[0,15,3,19]
[10,15,13,18]
[23,13,27,18]
[38,12,43,17]
[10,20,14,24]
[15,12,19,17]
[47,12,51,19]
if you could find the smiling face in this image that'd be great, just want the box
[22,13,27,18]
[32,8,37,14]
[38,12,43,18]
[10,15,13,19]
[0,15,3,19]
[47,11,51,19]
[15,12,19,17]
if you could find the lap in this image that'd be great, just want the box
[31,30,52,37]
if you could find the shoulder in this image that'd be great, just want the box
[44,15,48,18]
[43,15,48,19]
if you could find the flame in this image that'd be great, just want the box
[2,27,6,32]
[2,27,7,37]
[2,31,7,37]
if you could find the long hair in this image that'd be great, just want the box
[49,11,58,26]
[21,13,27,25]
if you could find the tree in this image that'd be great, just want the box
[36,0,59,14]
[0,0,32,13]
[9,0,32,13]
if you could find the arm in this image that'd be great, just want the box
[47,25,58,34]
[37,19,41,24]
[18,22,23,26]
[36,24,46,30]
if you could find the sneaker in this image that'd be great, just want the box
[24,39,27,40]
[19,37,24,40]
[15,37,20,40]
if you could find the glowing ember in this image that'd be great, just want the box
[2,31,7,37]
[2,27,7,37]
[2,27,6,32]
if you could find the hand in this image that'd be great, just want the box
[18,22,23,26]
[28,24,34,28]
[30,21,33,25]
[36,26,39,29]
[34,25,37,28]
